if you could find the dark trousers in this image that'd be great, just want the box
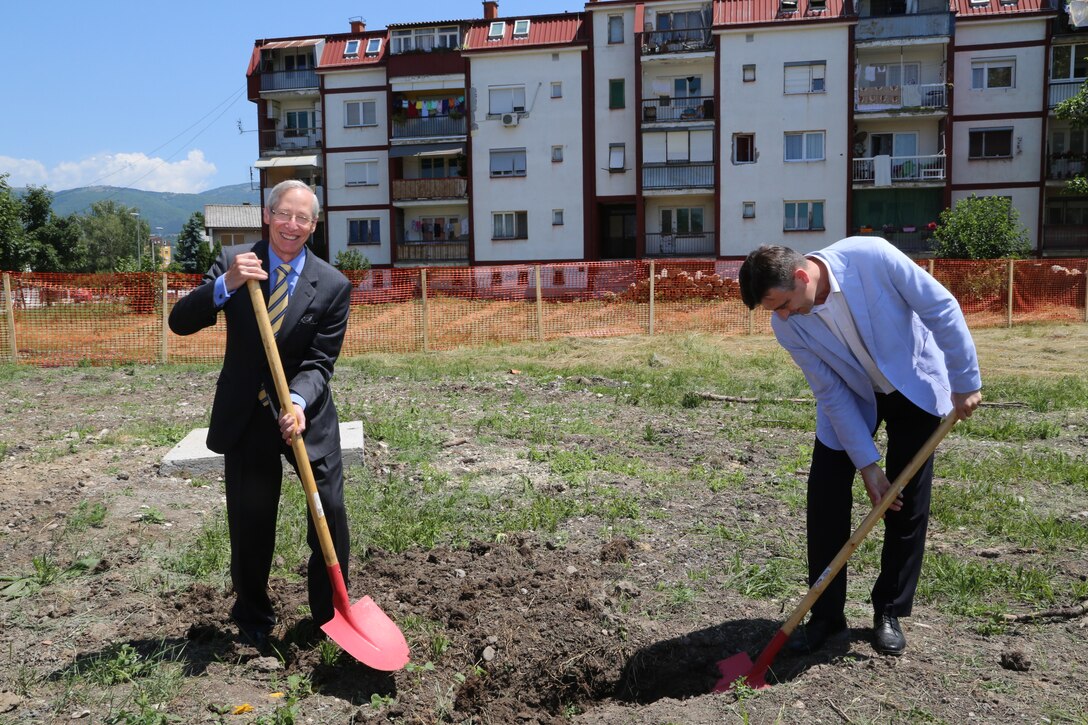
[224,408,349,633]
[807,391,940,622]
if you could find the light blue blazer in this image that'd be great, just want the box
[771,236,982,470]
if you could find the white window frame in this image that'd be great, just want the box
[365,38,382,55]
[608,15,624,43]
[609,143,626,172]
[419,215,460,241]
[345,159,379,186]
[553,209,564,226]
[489,85,526,115]
[344,40,360,57]
[344,100,377,128]
[391,30,414,54]
[551,145,564,162]
[493,211,528,240]
[742,202,756,219]
[784,61,826,94]
[488,21,505,39]
[551,81,563,99]
[784,201,825,231]
[284,110,313,137]
[733,133,756,164]
[743,64,756,82]
[1051,44,1088,81]
[972,58,1015,90]
[437,26,459,49]
[348,218,381,246]
[660,207,704,234]
[490,148,527,177]
[784,131,825,162]
[513,19,531,37]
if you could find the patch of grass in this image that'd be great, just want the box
[983,375,1088,412]
[1,556,99,600]
[958,415,1062,442]
[125,420,190,448]
[939,447,1088,490]
[364,402,444,464]
[66,500,108,533]
[931,481,1088,548]
[167,511,229,581]
[725,554,796,600]
[917,553,1058,616]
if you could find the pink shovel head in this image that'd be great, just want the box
[712,652,768,692]
[321,595,410,671]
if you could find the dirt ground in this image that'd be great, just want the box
[0,326,1086,724]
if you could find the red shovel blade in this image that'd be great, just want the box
[712,652,767,692]
[322,594,410,671]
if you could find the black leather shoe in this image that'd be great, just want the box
[786,615,848,654]
[237,625,272,652]
[873,614,906,656]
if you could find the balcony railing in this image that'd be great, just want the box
[855,82,947,111]
[1049,80,1082,109]
[391,178,468,201]
[642,163,715,190]
[854,10,952,41]
[1048,154,1088,180]
[639,28,713,56]
[853,154,945,184]
[391,115,467,139]
[644,232,716,257]
[396,237,470,264]
[641,96,715,123]
[260,69,319,92]
[1042,225,1088,253]
[259,128,322,153]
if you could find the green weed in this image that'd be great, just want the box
[66,501,108,533]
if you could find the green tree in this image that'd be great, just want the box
[1055,76,1088,195]
[933,195,1030,260]
[78,201,149,272]
[174,212,213,274]
[0,174,32,271]
[20,186,86,272]
[333,248,371,271]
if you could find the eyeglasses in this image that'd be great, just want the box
[270,209,315,225]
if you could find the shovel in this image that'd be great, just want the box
[247,279,410,671]
[714,413,958,691]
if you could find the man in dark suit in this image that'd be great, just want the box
[169,180,353,648]
[739,237,982,656]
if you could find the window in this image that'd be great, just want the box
[784,201,825,231]
[608,15,624,43]
[643,129,714,163]
[284,53,310,70]
[733,133,756,164]
[784,61,826,94]
[656,10,704,41]
[743,64,756,82]
[661,207,704,234]
[969,128,1013,159]
[488,21,505,39]
[609,143,626,172]
[1052,44,1088,81]
[345,160,379,186]
[784,131,825,162]
[344,40,360,57]
[609,79,625,109]
[348,219,380,245]
[221,233,247,246]
[420,216,459,240]
[284,110,313,137]
[972,58,1015,89]
[551,145,563,162]
[493,211,528,239]
[391,31,413,53]
[859,62,919,89]
[490,149,527,177]
[810,0,827,9]
[781,0,798,11]
[551,82,563,99]
[742,202,756,219]
[345,100,376,127]
[437,27,459,49]
[553,209,564,226]
[421,157,457,179]
[365,38,382,55]
[513,19,531,37]
[489,86,526,114]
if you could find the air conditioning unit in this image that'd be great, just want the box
[501,113,519,127]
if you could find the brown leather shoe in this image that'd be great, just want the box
[873,613,906,656]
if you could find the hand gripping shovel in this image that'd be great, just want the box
[714,413,958,691]
[247,280,410,671]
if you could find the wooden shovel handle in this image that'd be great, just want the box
[246,279,340,568]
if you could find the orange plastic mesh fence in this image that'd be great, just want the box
[0,259,1084,366]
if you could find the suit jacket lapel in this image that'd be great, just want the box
[833,255,878,359]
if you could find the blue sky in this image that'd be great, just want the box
[1,0,575,194]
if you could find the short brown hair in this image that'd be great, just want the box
[738,245,806,310]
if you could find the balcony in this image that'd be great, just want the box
[855,10,952,42]
[391,178,468,202]
[1048,154,1088,181]
[259,68,318,92]
[1049,80,1082,109]
[258,127,322,154]
[639,28,713,56]
[641,96,715,123]
[1042,225,1088,255]
[644,232,716,257]
[395,237,470,265]
[642,163,714,191]
[391,114,467,140]
[855,83,947,112]
[853,154,945,185]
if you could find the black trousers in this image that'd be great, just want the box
[223,407,349,633]
[807,391,941,622]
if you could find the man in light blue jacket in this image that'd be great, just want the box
[739,237,982,656]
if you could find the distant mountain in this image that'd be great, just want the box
[29,184,260,237]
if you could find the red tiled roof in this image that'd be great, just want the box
[463,13,585,51]
[716,0,852,26]
[321,35,386,68]
[951,0,1054,17]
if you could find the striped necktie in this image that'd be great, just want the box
[258,263,292,409]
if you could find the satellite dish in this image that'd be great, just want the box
[1070,0,1088,28]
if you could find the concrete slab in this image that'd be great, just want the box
[160,420,365,479]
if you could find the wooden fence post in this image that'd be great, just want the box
[420,269,429,353]
[747,306,754,336]
[1006,258,1014,329]
[648,260,655,336]
[534,265,544,342]
[160,273,169,364]
[2,273,16,363]
[927,258,935,277]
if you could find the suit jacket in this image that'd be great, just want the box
[169,240,352,460]
[772,236,981,470]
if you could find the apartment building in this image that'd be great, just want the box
[246,0,1076,265]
